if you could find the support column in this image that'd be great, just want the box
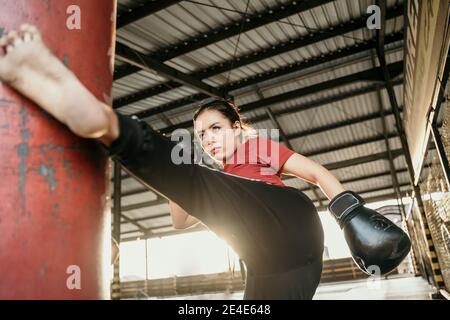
[376,0,445,288]
[111,161,122,300]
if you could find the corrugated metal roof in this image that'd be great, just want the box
[121,191,158,206]
[113,0,404,115]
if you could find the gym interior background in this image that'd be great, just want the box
[1,0,450,300]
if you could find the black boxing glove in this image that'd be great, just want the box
[328,191,411,275]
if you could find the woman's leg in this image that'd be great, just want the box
[243,257,323,300]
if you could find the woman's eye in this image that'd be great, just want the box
[212,126,220,131]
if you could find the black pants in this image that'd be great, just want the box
[109,114,324,300]
[244,257,323,300]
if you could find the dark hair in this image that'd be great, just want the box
[193,99,255,135]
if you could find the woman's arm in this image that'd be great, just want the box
[169,200,201,229]
[281,153,345,200]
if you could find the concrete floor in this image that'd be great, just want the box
[313,275,434,300]
[150,275,436,300]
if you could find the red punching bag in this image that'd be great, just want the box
[0,1,116,299]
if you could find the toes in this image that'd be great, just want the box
[5,30,22,51]
[6,31,18,46]
[6,45,15,54]
[6,30,17,39]
[0,24,42,57]
[19,25,33,42]
[19,24,33,32]
[22,32,32,43]
[13,35,23,47]
[19,24,41,40]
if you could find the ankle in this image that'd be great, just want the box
[59,79,110,138]
[65,100,110,139]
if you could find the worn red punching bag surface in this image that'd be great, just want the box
[0,1,116,299]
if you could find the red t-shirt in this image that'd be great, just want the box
[222,136,294,186]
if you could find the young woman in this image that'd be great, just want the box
[0,25,395,300]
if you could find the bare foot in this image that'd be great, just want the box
[0,24,116,140]
[0,25,65,84]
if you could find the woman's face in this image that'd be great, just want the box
[194,109,242,163]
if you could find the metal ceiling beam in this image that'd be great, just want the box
[146,61,402,128]
[122,223,173,235]
[313,182,410,205]
[315,191,409,212]
[319,168,408,187]
[115,43,229,99]
[286,108,401,140]
[116,0,182,29]
[114,0,337,79]
[324,148,403,171]
[305,132,398,158]
[292,159,432,194]
[118,187,150,198]
[121,224,208,242]
[110,170,129,181]
[116,196,168,212]
[120,212,152,235]
[160,78,402,134]
[113,29,403,109]
[325,165,429,190]
[238,62,402,113]
[240,81,403,126]
[304,120,438,159]
[125,212,172,223]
